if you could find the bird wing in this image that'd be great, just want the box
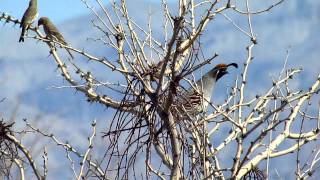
[45,23,68,45]
[174,87,204,118]
[20,5,38,27]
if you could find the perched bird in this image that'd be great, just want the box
[155,63,238,136]
[19,0,38,42]
[174,63,238,119]
[38,17,74,59]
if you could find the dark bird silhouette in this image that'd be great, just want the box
[38,17,74,59]
[19,0,38,42]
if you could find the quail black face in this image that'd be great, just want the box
[215,63,238,81]
[216,68,228,80]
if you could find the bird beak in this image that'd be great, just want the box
[227,63,238,69]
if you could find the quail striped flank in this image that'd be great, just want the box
[174,63,238,119]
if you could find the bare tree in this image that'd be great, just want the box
[1,0,319,179]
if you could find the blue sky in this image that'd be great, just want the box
[1,0,160,23]
[2,0,90,22]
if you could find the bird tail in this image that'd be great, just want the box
[66,49,74,59]
[19,28,25,42]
